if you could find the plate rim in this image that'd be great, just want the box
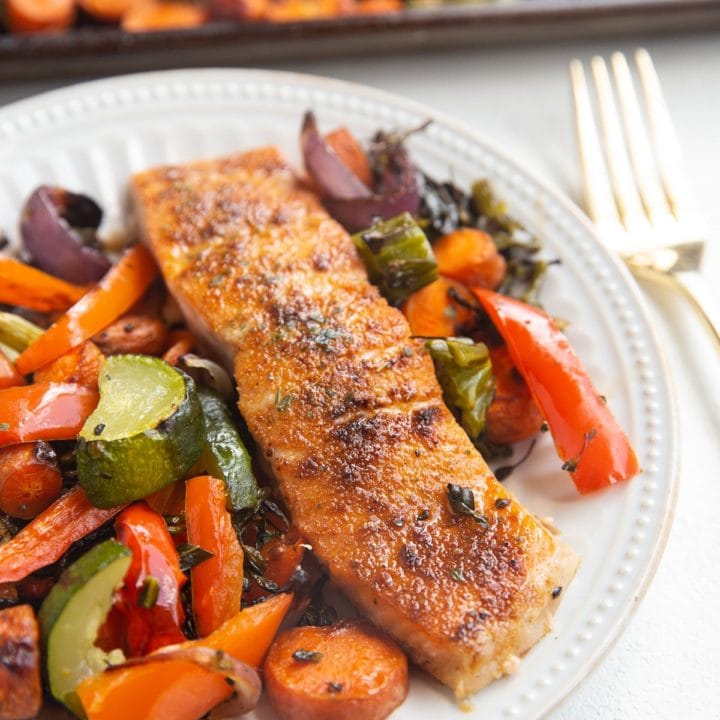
[0,67,680,719]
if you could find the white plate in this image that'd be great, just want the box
[0,69,677,720]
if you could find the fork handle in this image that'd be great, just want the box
[672,271,720,352]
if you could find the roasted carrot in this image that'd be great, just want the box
[485,345,543,444]
[186,475,244,636]
[0,486,125,584]
[0,350,24,390]
[145,479,185,516]
[15,245,158,375]
[265,0,341,20]
[5,0,74,33]
[324,127,373,188]
[162,328,196,366]
[0,605,41,720]
[92,313,168,356]
[0,257,86,313]
[121,1,207,31]
[78,0,134,21]
[402,276,477,338]
[0,382,98,448]
[264,619,408,720]
[76,593,293,719]
[433,228,506,289]
[32,341,104,389]
[245,528,305,602]
[0,442,63,520]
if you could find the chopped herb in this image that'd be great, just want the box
[177,543,215,572]
[561,428,597,473]
[123,323,135,333]
[253,575,283,593]
[327,681,343,694]
[0,423,9,432]
[138,576,160,609]
[494,498,511,510]
[209,272,228,288]
[164,515,186,535]
[446,484,489,529]
[402,345,414,357]
[275,389,295,412]
[416,509,430,521]
[93,423,105,436]
[293,650,323,663]
[540,421,550,433]
[308,312,325,323]
[494,439,537,482]
[551,586,563,599]
[451,566,466,583]
[242,544,267,574]
[313,327,342,347]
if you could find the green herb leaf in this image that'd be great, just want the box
[427,338,495,438]
[139,576,160,608]
[292,649,323,663]
[451,566,466,583]
[176,543,215,572]
[446,483,489,529]
[0,423,9,432]
[275,389,295,412]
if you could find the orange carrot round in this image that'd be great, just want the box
[402,276,477,338]
[5,0,75,33]
[32,342,105,389]
[264,619,408,720]
[78,0,134,21]
[0,442,62,520]
[433,228,506,289]
[121,1,207,32]
[185,475,244,637]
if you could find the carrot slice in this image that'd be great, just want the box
[121,1,207,32]
[5,0,74,33]
[0,486,126,584]
[324,127,373,188]
[79,0,134,21]
[0,382,98,448]
[0,257,86,313]
[186,476,244,636]
[433,228,506,289]
[161,329,196,366]
[76,593,293,719]
[15,246,158,375]
[0,350,25,390]
[402,276,477,338]
[32,342,105,389]
[0,442,63,520]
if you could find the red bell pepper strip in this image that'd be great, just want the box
[472,288,640,494]
[114,502,187,656]
[0,485,125,583]
[0,382,98,448]
[15,245,158,375]
[0,256,87,313]
[185,476,244,637]
[0,349,25,390]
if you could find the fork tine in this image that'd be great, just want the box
[569,59,624,238]
[589,55,648,235]
[635,48,702,230]
[610,52,673,229]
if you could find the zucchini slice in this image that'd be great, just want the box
[77,354,203,508]
[196,386,259,512]
[38,539,131,717]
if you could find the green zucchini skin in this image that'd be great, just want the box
[197,386,259,512]
[38,539,131,717]
[77,356,204,508]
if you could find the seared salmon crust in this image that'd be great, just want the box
[133,146,579,697]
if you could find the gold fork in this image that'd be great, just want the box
[570,48,720,351]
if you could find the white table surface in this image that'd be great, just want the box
[2,31,719,719]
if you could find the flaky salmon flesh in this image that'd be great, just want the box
[133,146,579,698]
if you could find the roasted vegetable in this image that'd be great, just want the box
[432,227,506,289]
[402,276,477,338]
[38,539,131,716]
[323,127,373,187]
[0,312,43,354]
[425,337,494,438]
[5,0,74,34]
[0,486,125,584]
[352,213,438,306]
[15,245,158,375]
[32,342,105,389]
[20,186,110,284]
[77,355,204,508]
[264,619,408,720]
[0,350,24,391]
[0,441,63,520]
[473,288,639,493]
[195,387,258,512]
[114,503,186,656]
[0,382,99,448]
[92,313,168,357]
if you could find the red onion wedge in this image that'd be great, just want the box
[324,191,421,233]
[301,111,371,200]
[20,186,110,285]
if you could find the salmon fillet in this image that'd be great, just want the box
[133,146,579,697]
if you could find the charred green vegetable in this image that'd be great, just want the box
[426,338,495,438]
[353,212,438,305]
